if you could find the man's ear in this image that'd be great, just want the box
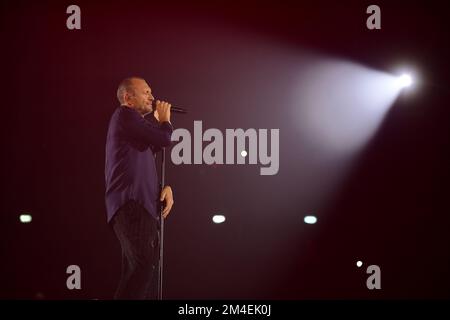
[124,92,132,106]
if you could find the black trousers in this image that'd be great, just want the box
[111,200,160,300]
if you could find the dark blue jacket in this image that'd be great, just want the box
[105,106,173,223]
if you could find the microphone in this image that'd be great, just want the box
[170,106,188,114]
[152,100,188,114]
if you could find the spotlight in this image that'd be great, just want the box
[212,215,226,224]
[396,74,413,88]
[304,215,317,224]
[19,214,32,223]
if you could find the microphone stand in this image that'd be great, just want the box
[147,106,185,300]
[145,110,165,300]
[157,147,165,300]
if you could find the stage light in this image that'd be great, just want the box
[212,215,226,224]
[356,260,363,267]
[396,74,413,88]
[304,215,317,224]
[241,150,247,157]
[294,60,403,157]
[19,214,32,223]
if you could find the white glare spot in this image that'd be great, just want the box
[20,214,32,223]
[356,261,363,267]
[212,215,226,224]
[304,215,317,224]
[397,74,413,88]
[241,150,247,157]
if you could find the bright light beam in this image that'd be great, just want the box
[293,59,406,157]
[396,74,413,88]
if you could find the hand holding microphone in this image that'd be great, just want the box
[153,99,188,123]
[154,100,171,123]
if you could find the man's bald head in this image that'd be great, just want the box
[116,77,154,115]
[117,77,145,105]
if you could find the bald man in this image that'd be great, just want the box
[105,77,174,299]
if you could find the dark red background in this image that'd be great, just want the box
[1,0,449,299]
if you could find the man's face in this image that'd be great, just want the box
[126,79,154,114]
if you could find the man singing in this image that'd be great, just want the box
[105,77,174,299]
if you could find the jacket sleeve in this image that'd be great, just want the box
[144,112,165,153]
[119,107,173,148]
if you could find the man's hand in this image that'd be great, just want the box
[155,100,171,123]
[153,109,159,122]
[160,185,174,218]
